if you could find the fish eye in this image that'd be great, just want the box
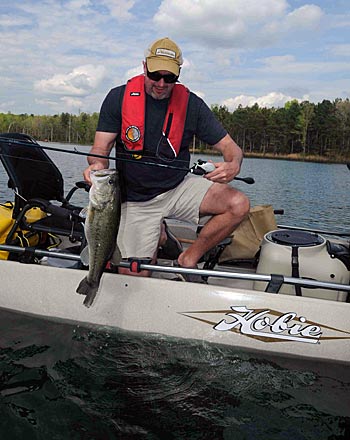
[108,179,114,185]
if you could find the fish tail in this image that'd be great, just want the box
[83,289,99,308]
[76,276,91,295]
[76,277,99,307]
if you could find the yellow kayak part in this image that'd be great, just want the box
[0,202,47,260]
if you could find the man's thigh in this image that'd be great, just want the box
[116,200,163,259]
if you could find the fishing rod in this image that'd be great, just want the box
[0,137,255,184]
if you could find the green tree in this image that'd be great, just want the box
[335,98,350,156]
[284,100,302,154]
[297,101,315,154]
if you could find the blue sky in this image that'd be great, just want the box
[0,0,349,115]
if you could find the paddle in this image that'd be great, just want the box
[0,137,255,184]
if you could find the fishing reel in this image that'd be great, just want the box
[190,159,216,175]
[190,159,255,184]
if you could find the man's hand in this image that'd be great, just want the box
[204,159,241,184]
[83,162,108,185]
[83,131,117,184]
[206,134,243,183]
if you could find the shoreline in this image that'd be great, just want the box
[193,149,349,165]
[34,140,350,165]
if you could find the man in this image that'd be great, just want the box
[83,37,250,280]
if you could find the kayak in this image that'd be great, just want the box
[0,229,349,366]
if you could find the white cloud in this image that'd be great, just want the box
[35,93,103,113]
[258,54,350,75]
[329,44,350,57]
[34,65,107,96]
[60,96,84,109]
[222,92,309,110]
[0,15,32,27]
[66,0,91,10]
[153,0,323,48]
[325,13,350,29]
[101,0,136,20]
[284,4,323,29]
[0,100,16,112]
[125,64,144,81]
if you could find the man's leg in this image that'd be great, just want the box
[114,201,164,277]
[177,183,250,268]
[117,225,165,277]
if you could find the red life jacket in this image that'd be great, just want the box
[121,75,189,158]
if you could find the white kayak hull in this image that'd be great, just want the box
[0,259,349,366]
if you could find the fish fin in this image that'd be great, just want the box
[79,207,89,219]
[80,246,89,266]
[83,288,99,308]
[111,245,122,265]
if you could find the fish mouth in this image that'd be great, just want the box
[91,169,116,179]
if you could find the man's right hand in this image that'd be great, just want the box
[83,162,108,185]
[83,131,118,184]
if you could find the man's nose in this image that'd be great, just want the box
[156,78,165,86]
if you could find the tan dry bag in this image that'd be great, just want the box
[219,205,277,262]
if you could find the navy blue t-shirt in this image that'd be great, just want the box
[97,84,227,201]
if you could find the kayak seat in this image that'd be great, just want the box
[0,132,89,260]
[195,224,232,271]
[326,240,350,271]
[201,237,232,271]
[157,220,183,260]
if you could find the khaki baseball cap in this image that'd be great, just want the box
[145,37,183,76]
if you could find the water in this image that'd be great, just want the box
[1,309,349,440]
[2,142,349,232]
[1,142,350,439]
[236,157,350,233]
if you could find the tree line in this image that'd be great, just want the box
[211,98,350,161]
[1,98,350,161]
[0,112,99,145]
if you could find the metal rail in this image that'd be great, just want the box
[1,244,350,293]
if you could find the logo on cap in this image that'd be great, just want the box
[125,126,141,143]
[155,48,176,59]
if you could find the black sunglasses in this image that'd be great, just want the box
[146,69,178,84]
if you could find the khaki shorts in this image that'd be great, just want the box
[114,175,213,260]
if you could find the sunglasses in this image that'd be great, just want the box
[146,69,178,84]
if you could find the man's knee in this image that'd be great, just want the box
[218,187,250,221]
[228,190,250,220]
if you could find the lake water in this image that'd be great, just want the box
[2,141,349,232]
[0,142,349,439]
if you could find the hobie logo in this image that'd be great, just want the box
[181,306,350,345]
[214,306,322,344]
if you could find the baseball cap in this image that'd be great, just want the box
[145,37,183,76]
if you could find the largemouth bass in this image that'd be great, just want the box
[76,169,121,307]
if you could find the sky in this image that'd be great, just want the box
[0,0,349,115]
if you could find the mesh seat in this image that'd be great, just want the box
[0,132,89,259]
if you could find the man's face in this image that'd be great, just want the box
[143,61,177,100]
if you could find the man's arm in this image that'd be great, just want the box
[204,134,243,184]
[83,131,118,184]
